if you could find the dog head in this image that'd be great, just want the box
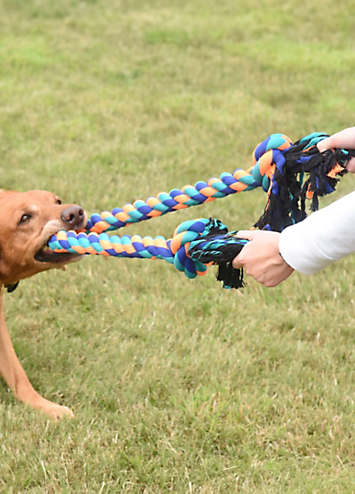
[0,189,87,286]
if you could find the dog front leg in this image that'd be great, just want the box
[0,290,74,420]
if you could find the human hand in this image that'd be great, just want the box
[317,127,355,173]
[232,230,294,287]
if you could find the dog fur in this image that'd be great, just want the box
[0,189,87,419]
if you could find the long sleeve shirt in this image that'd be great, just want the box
[279,191,355,274]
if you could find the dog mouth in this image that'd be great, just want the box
[34,241,82,264]
[34,212,88,264]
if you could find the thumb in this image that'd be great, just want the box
[232,255,244,269]
[232,232,252,269]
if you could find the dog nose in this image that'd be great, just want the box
[61,205,86,229]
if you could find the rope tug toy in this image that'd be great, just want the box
[50,218,248,289]
[49,132,354,289]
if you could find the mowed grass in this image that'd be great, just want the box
[0,0,354,492]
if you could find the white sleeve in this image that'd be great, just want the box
[279,191,355,274]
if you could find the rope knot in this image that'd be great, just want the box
[170,218,247,288]
[251,132,354,231]
[170,218,216,279]
[250,133,293,191]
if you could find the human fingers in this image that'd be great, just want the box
[317,128,355,153]
[317,136,332,153]
[235,230,258,240]
[232,242,250,269]
[232,252,244,269]
[232,231,257,268]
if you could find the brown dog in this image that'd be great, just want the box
[0,189,87,419]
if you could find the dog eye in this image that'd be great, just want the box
[18,213,32,225]
[55,198,62,205]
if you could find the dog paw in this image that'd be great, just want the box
[44,403,75,421]
[34,398,75,420]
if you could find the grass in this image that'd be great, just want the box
[0,0,354,492]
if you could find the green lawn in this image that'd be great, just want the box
[0,0,354,492]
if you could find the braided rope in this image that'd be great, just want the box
[49,218,248,286]
[86,133,293,234]
[84,131,353,235]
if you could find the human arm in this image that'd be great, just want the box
[278,191,355,274]
[233,191,355,285]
